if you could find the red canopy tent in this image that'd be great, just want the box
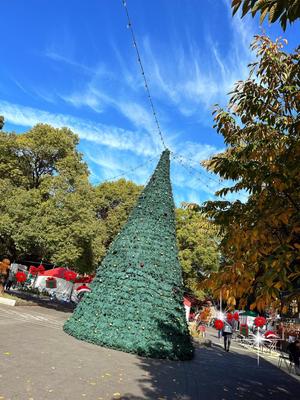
[39,267,68,279]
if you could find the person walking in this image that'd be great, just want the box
[198,323,206,338]
[287,339,300,375]
[222,319,233,352]
[4,265,15,291]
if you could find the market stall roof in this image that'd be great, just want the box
[40,267,71,279]
[240,311,258,317]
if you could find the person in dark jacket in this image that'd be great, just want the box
[287,340,300,374]
[222,319,233,352]
[4,266,15,290]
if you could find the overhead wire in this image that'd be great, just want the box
[171,152,220,197]
[93,154,160,184]
[117,1,224,196]
[121,0,167,150]
[171,151,222,185]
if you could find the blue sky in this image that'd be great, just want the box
[1,0,299,205]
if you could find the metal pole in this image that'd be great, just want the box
[219,290,222,341]
[257,327,260,367]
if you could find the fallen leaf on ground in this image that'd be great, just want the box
[3,352,11,355]
[112,393,121,399]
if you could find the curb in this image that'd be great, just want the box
[0,297,16,306]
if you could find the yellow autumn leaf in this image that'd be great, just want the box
[227,296,236,306]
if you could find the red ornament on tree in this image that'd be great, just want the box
[254,316,266,327]
[15,271,27,283]
[233,312,239,321]
[214,319,224,330]
[227,313,233,321]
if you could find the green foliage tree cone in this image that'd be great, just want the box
[64,149,194,360]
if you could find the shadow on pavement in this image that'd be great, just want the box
[120,342,300,400]
[5,289,75,313]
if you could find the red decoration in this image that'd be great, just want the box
[214,319,224,330]
[15,271,27,283]
[76,284,91,292]
[233,312,239,321]
[227,313,233,321]
[37,264,45,273]
[64,270,77,281]
[254,316,266,327]
[264,330,277,338]
[75,275,93,283]
[29,266,38,275]
[240,323,249,336]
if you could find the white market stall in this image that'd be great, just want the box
[34,267,76,301]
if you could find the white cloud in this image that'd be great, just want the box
[1,99,231,202]
[61,83,167,151]
[0,99,157,157]
[45,50,96,75]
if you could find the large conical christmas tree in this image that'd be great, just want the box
[64,149,193,360]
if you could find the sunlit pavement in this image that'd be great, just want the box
[1,305,300,400]
[205,327,300,382]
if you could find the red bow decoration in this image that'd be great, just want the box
[37,264,45,273]
[227,313,233,321]
[29,266,38,275]
[15,271,27,283]
[233,312,239,321]
[214,319,224,330]
[254,316,266,327]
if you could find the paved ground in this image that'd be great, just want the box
[1,305,300,400]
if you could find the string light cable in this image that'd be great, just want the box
[170,153,222,200]
[171,151,222,185]
[120,1,222,194]
[171,152,222,190]
[94,154,160,184]
[121,0,167,150]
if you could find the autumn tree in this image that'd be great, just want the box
[232,0,300,30]
[202,35,300,311]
